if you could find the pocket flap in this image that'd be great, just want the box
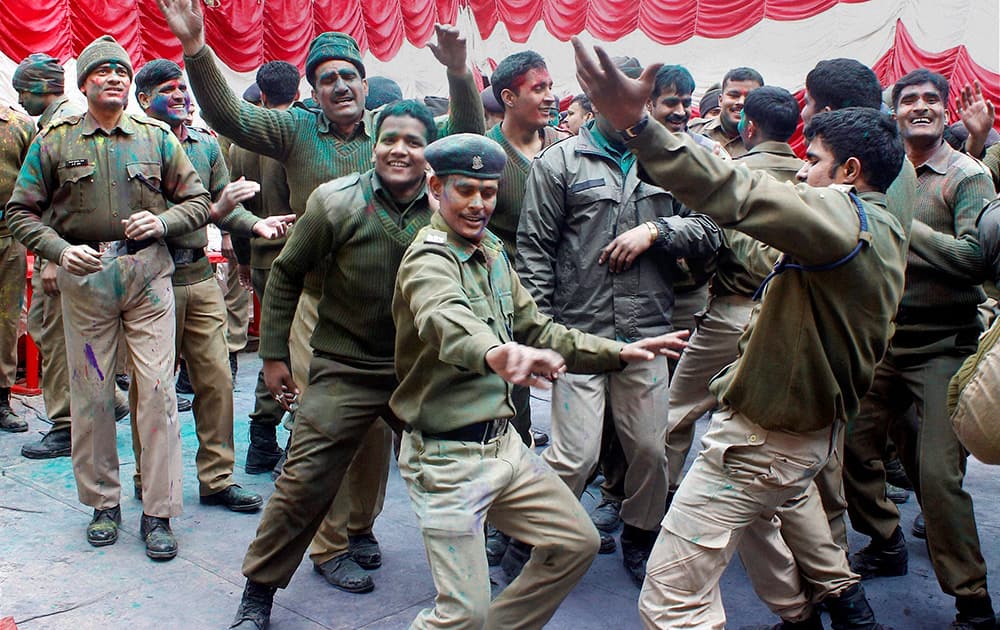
[126,161,162,182]
[57,163,96,184]
[663,508,732,550]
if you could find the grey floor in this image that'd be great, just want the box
[1,349,996,628]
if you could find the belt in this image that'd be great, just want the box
[67,238,156,255]
[168,247,206,265]
[895,304,979,326]
[423,418,510,443]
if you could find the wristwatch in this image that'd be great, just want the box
[619,116,650,141]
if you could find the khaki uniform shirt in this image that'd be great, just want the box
[392,213,626,434]
[693,116,748,159]
[229,143,292,270]
[627,120,907,432]
[38,96,85,131]
[5,111,211,264]
[713,141,802,298]
[0,105,36,237]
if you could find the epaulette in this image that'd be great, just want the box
[39,113,85,136]
[132,114,172,132]
[328,172,361,191]
[189,124,218,137]
[422,228,448,245]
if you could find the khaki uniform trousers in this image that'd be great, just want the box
[0,236,26,387]
[543,357,670,531]
[399,425,600,629]
[639,410,835,629]
[247,266,285,428]
[218,261,250,354]
[666,293,755,490]
[843,339,989,600]
[58,242,182,518]
[27,258,72,433]
[131,275,235,495]
[242,356,395,587]
[285,290,391,563]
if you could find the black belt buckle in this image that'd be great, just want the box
[170,247,204,265]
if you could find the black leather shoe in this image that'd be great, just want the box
[590,499,623,533]
[850,527,908,579]
[599,531,617,554]
[485,524,509,566]
[952,596,998,629]
[21,428,71,459]
[349,533,382,570]
[884,457,912,491]
[140,514,177,560]
[245,424,282,475]
[230,580,276,629]
[530,428,549,446]
[885,482,910,505]
[200,485,263,512]
[86,505,122,547]
[176,362,194,395]
[177,397,192,413]
[912,512,926,539]
[740,612,824,630]
[826,583,889,629]
[313,554,374,593]
[0,402,27,432]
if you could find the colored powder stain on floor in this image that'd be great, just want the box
[564,402,570,411]
[84,343,106,381]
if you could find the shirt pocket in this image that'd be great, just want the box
[567,178,614,207]
[126,161,166,212]
[56,163,98,213]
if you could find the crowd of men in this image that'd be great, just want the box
[2,0,1000,627]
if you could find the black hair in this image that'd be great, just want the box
[891,68,950,109]
[804,107,904,193]
[742,86,800,142]
[722,67,764,90]
[374,99,438,143]
[134,59,183,96]
[651,65,695,100]
[491,51,547,109]
[805,58,882,112]
[256,61,300,107]
[570,93,593,114]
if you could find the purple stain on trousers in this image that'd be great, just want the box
[84,343,105,381]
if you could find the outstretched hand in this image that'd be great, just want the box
[620,330,690,363]
[485,342,567,389]
[428,24,468,75]
[157,0,206,56]
[253,215,296,239]
[571,37,662,131]
[957,81,996,159]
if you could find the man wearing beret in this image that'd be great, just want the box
[11,53,101,460]
[159,0,484,594]
[0,98,34,434]
[129,58,294,515]
[5,35,212,560]
[392,133,688,628]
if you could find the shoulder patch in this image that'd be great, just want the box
[423,229,448,245]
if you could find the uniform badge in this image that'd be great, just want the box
[424,229,447,245]
[471,155,483,170]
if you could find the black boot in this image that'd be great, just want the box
[500,539,532,581]
[850,526,907,579]
[741,611,824,630]
[176,360,194,394]
[230,580,276,629]
[826,583,888,629]
[953,595,998,629]
[0,387,26,432]
[621,524,657,588]
[245,423,283,474]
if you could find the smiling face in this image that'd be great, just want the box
[373,115,430,201]
[719,79,760,134]
[503,67,555,130]
[894,81,947,147]
[648,86,693,133]
[431,174,499,244]
[138,78,190,128]
[82,62,130,112]
[797,136,844,188]
[312,59,368,131]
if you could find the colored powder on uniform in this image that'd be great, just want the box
[84,343,105,381]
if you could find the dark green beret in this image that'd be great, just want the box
[13,53,64,95]
[425,133,506,180]
[305,32,365,86]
